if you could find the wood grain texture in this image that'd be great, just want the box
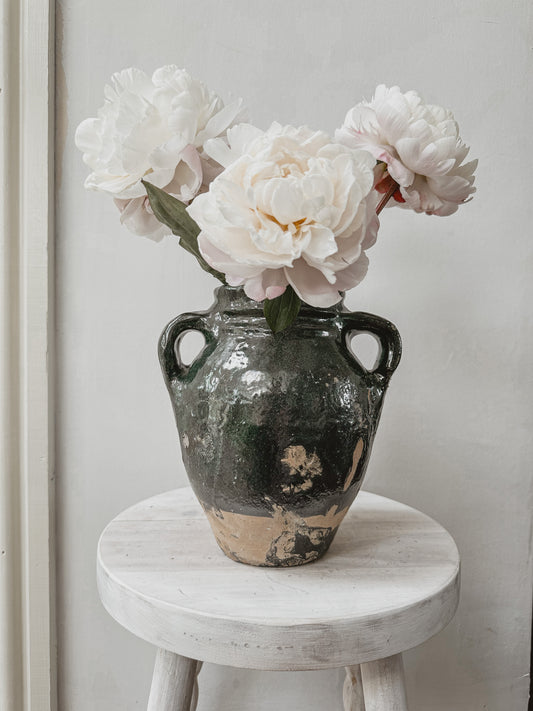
[190,661,202,711]
[360,654,408,711]
[343,665,366,710]
[147,650,198,711]
[97,487,460,671]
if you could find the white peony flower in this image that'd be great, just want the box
[75,66,244,238]
[187,122,379,307]
[336,85,477,216]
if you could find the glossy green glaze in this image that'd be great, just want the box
[159,286,401,566]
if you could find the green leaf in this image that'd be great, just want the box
[263,286,302,333]
[142,180,226,283]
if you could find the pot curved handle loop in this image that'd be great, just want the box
[340,312,402,384]
[158,313,216,387]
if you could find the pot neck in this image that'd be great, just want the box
[212,285,346,317]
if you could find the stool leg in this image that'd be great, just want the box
[147,649,199,711]
[343,665,366,710]
[360,654,408,711]
[190,661,203,711]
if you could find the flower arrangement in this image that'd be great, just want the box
[76,67,477,332]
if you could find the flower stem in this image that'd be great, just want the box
[376,181,398,215]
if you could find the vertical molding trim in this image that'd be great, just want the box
[0,0,55,710]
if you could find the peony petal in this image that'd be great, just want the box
[242,268,288,302]
[198,233,264,279]
[189,121,379,304]
[284,259,343,307]
[104,68,153,102]
[164,144,203,202]
[195,98,246,146]
[74,118,103,160]
[76,65,247,233]
[227,123,265,156]
[267,178,306,226]
[203,137,237,170]
[334,253,370,290]
[402,175,444,214]
[337,85,477,216]
[303,224,338,262]
[114,196,167,240]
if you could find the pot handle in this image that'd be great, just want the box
[340,312,402,383]
[158,313,216,386]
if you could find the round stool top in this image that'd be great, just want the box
[97,487,460,671]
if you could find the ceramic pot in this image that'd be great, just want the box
[159,286,401,567]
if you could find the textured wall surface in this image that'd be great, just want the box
[55,2,533,709]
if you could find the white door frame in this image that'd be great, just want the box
[0,1,55,710]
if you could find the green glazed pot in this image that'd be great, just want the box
[159,286,401,567]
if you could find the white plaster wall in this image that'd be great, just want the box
[55,2,533,709]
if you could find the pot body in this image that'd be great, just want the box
[160,286,401,566]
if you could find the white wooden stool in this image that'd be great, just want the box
[97,487,460,710]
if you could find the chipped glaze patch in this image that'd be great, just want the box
[343,438,364,491]
[159,286,401,567]
[203,503,349,567]
[280,445,323,494]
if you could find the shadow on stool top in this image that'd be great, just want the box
[97,487,460,671]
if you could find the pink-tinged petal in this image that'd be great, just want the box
[372,161,387,187]
[198,232,242,271]
[284,259,343,307]
[426,174,474,203]
[226,274,246,287]
[403,176,444,214]
[198,233,268,283]
[265,284,287,299]
[455,158,478,180]
[164,144,203,202]
[384,154,415,187]
[76,65,249,236]
[433,201,459,217]
[242,269,288,302]
[334,253,369,290]
[190,121,379,303]
[243,279,267,301]
[337,85,477,216]
[114,197,167,240]
[361,201,380,249]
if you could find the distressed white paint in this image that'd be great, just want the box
[97,489,455,707]
[360,655,408,711]
[97,487,459,679]
[56,1,533,709]
[344,666,365,711]
[147,650,198,711]
[190,661,202,711]
[0,0,55,710]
